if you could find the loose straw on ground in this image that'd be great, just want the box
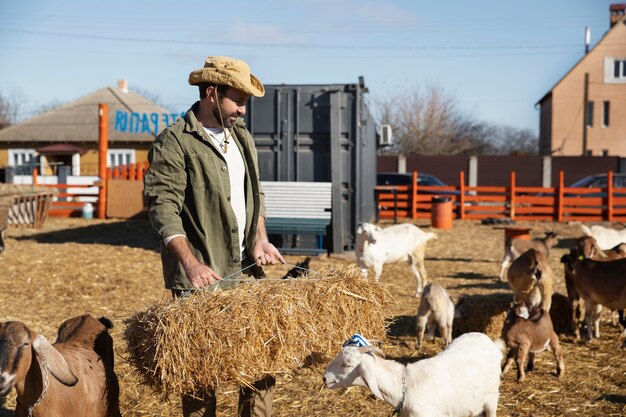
[123,265,394,396]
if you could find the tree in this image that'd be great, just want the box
[0,91,22,130]
[375,85,538,156]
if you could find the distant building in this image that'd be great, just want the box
[0,80,182,176]
[537,4,626,156]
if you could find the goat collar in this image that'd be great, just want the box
[17,366,49,417]
[391,366,407,416]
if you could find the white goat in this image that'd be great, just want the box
[356,222,437,297]
[416,283,454,350]
[581,224,626,250]
[323,332,502,417]
[0,314,121,417]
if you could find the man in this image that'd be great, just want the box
[144,56,284,417]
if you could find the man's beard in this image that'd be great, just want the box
[212,103,237,128]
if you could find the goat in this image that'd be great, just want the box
[562,248,626,342]
[323,332,502,417]
[580,224,626,250]
[498,231,558,281]
[507,248,554,311]
[415,284,454,350]
[501,302,564,382]
[561,236,626,338]
[356,222,437,297]
[0,314,121,417]
[281,256,311,279]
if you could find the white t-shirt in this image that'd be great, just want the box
[203,127,247,254]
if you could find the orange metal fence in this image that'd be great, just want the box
[107,161,150,181]
[376,170,625,223]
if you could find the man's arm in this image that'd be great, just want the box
[252,217,286,266]
[166,236,222,289]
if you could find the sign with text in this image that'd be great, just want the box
[114,110,185,135]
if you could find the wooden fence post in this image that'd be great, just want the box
[411,171,418,219]
[606,170,614,222]
[557,171,564,222]
[459,171,466,220]
[510,171,516,220]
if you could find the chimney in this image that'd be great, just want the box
[610,3,626,27]
[117,79,129,93]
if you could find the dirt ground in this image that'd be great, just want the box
[0,217,624,416]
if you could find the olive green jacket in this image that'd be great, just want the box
[144,102,265,290]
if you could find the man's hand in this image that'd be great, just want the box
[166,236,222,289]
[253,217,286,266]
[183,260,222,289]
[252,240,286,266]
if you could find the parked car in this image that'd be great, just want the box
[376,172,459,196]
[569,173,626,189]
[567,173,626,198]
[533,173,626,198]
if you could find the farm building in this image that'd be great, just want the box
[0,80,181,177]
[537,4,626,156]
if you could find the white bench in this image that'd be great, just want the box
[262,181,332,254]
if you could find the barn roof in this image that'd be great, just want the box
[0,85,180,144]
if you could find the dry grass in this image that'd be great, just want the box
[124,266,392,394]
[0,217,624,416]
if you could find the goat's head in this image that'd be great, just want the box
[511,302,530,320]
[576,236,605,259]
[0,321,35,397]
[0,320,78,398]
[356,223,380,244]
[544,231,559,247]
[323,334,385,399]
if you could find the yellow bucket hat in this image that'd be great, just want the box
[188,56,265,97]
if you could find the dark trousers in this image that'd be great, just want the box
[181,376,275,417]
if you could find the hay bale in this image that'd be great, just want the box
[452,292,512,339]
[123,265,393,395]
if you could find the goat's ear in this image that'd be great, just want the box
[358,345,385,357]
[32,335,78,387]
[357,359,385,401]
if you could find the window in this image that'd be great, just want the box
[586,101,594,128]
[605,57,626,83]
[8,149,37,173]
[602,101,610,127]
[107,149,135,167]
[614,60,626,78]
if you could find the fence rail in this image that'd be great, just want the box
[376,171,626,222]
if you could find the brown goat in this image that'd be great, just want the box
[501,303,565,382]
[499,231,558,281]
[0,314,121,417]
[563,247,626,342]
[561,236,626,339]
[507,248,553,311]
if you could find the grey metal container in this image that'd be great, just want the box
[245,79,378,253]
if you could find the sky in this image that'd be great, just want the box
[0,0,620,134]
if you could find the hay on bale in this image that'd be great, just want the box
[123,265,393,396]
[453,292,512,339]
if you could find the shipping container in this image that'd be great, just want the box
[245,79,378,253]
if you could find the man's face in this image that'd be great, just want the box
[212,87,251,128]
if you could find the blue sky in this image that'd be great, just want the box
[0,0,618,133]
